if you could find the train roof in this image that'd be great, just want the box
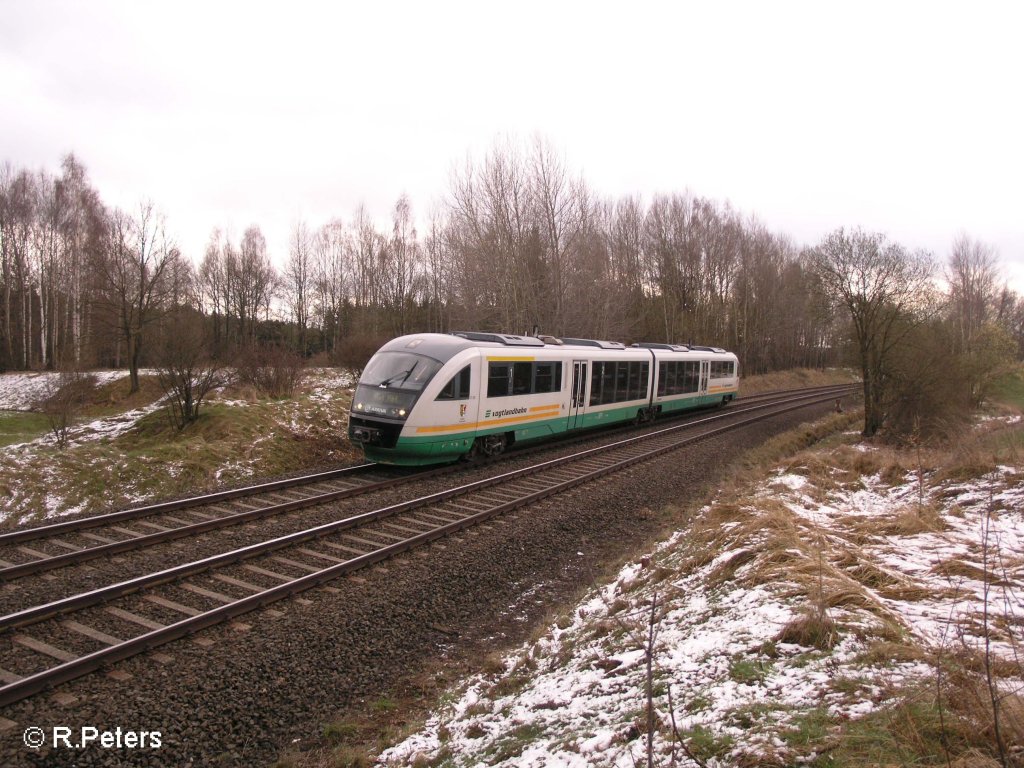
[376,332,736,363]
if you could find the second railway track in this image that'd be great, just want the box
[0,383,852,586]
[0,384,856,707]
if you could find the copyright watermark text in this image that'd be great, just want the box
[23,725,162,750]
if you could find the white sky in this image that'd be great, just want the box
[3,0,1022,288]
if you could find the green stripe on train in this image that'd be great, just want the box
[361,393,731,465]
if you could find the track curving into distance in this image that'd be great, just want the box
[0,384,857,706]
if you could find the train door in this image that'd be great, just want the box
[568,360,588,429]
[699,360,710,396]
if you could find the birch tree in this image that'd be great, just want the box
[286,220,313,355]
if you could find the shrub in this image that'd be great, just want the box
[37,370,98,448]
[156,310,229,430]
[333,335,388,375]
[235,343,307,398]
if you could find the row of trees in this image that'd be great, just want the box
[2,141,1023,437]
[813,229,1022,436]
[214,138,839,374]
[0,157,187,393]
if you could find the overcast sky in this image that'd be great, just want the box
[3,1,1022,288]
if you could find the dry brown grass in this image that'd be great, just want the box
[673,398,1024,766]
[948,751,1003,768]
[931,558,991,582]
[775,608,839,650]
[939,663,1024,750]
[737,412,862,475]
[856,639,928,666]
[823,587,877,611]
[705,548,757,584]
[739,367,858,396]
[878,503,949,536]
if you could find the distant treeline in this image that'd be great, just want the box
[2,139,1023,397]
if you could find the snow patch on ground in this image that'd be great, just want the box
[0,367,357,524]
[380,438,1024,767]
[0,370,133,411]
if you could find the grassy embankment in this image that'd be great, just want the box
[0,372,361,527]
[288,366,1024,768]
[0,411,51,447]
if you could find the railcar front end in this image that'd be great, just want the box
[347,334,477,465]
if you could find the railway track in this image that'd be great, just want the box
[0,384,856,707]
[0,463,433,581]
[0,384,851,588]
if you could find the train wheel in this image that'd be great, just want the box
[465,434,507,461]
[481,433,507,458]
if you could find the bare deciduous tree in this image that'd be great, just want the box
[226,225,277,347]
[286,220,313,355]
[811,227,935,436]
[98,202,179,393]
[947,233,1000,350]
[381,194,422,336]
[312,219,352,356]
[38,369,97,448]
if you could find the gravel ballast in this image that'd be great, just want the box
[0,401,841,767]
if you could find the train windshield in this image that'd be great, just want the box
[352,352,443,419]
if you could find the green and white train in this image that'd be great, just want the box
[347,332,739,466]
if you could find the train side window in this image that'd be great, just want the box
[685,361,700,393]
[488,363,511,397]
[601,362,616,404]
[711,361,732,378]
[512,362,532,395]
[640,362,649,398]
[436,365,471,401]
[614,363,628,402]
[589,362,603,406]
[626,362,640,400]
[534,362,557,393]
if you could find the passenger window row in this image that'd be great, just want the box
[658,361,701,396]
[589,361,649,406]
[486,361,563,398]
[439,357,731,403]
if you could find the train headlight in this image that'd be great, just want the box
[398,409,407,418]
[355,402,364,411]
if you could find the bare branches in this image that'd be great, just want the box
[947,233,1000,350]
[810,227,937,436]
[156,309,227,430]
[2,148,1021,406]
[97,201,180,393]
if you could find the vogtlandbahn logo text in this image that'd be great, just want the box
[485,407,527,419]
